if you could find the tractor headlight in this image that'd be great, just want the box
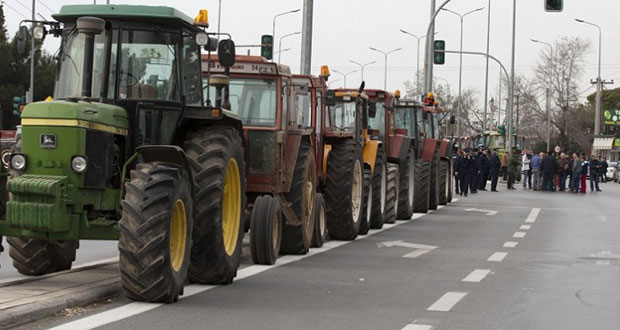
[10,154,26,171]
[71,156,88,173]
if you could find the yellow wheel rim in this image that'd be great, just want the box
[222,158,241,256]
[170,199,187,273]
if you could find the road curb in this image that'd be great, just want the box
[0,276,122,330]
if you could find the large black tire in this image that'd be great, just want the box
[280,140,316,255]
[447,159,453,203]
[183,126,246,285]
[384,164,399,224]
[119,162,193,303]
[413,160,431,213]
[325,139,363,240]
[369,147,387,229]
[7,237,77,276]
[397,147,415,220]
[439,160,449,205]
[358,168,372,235]
[250,195,281,265]
[310,194,327,248]
[429,155,440,211]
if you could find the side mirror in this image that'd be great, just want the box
[449,115,456,124]
[325,90,336,107]
[368,102,377,118]
[357,81,365,94]
[17,26,28,54]
[218,39,236,68]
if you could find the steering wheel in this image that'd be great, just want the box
[119,71,139,87]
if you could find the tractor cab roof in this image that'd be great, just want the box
[338,88,392,101]
[395,98,423,108]
[331,89,368,101]
[202,55,292,77]
[53,4,198,30]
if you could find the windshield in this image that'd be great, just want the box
[416,108,425,138]
[206,77,277,127]
[55,29,116,99]
[368,101,386,138]
[330,100,357,130]
[489,135,505,149]
[395,106,416,136]
[118,29,180,101]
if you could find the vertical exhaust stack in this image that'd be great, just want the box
[75,17,105,99]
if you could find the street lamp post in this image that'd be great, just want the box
[349,60,377,82]
[369,47,402,91]
[272,9,300,45]
[441,6,484,138]
[399,30,435,95]
[575,18,603,136]
[531,39,553,153]
[483,0,491,132]
[332,69,358,88]
[278,32,300,63]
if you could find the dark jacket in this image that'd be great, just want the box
[457,155,472,174]
[479,154,490,174]
[541,155,558,175]
[507,154,520,174]
[489,153,501,172]
[590,159,601,176]
[581,160,589,175]
[558,158,569,175]
[470,154,480,173]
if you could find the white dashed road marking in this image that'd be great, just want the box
[503,241,518,248]
[525,208,540,223]
[401,324,433,330]
[520,225,531,230]
[487,252,508,262]
[427,292,468,312]
[462,269,491,282]
[513,231,526,238]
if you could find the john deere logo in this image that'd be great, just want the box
[604,111,611,120]
[40,134,56,149]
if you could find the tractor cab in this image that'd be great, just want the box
[324,89,368,143]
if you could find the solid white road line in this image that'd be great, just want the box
[513,231,526,238]
[487,252,508,262]
[520,225,532,230]
[49,206,447,330]
[462,269,491,282]
[503,241,519,248]
[402,324,433,330]
[525,208,540,223]
[427,292,468,312]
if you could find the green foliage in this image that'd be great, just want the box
[0,5,56,129]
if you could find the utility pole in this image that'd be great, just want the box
[507,0,516,151]
[300,0,313,75]
[423,0,453,96]
[483,0,491,132]
[516,94,519,138]
[27,0,35,103]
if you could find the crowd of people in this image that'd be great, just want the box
[453,147,609,197]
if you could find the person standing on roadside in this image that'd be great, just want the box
[457,148,472,196]
[590,155,602,192]
[479,149,490,191]
[453,149,461,195]
[541,152,558,192]
[522,151,531,189]
[558,153,569,191]
[469,148,480,194]
[530,151,542,191]
[580,154,589,194]
[490,149,501,192]
[501,150,509,181]
[569,152,582,193]
[599,156,608,183]
[507,149,520,190]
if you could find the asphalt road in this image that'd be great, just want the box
[15,180,620,330]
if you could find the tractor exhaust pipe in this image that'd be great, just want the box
[76,17,105,99]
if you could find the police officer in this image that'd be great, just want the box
[453,148,461,195]
[479,148,490,191]
[457,148,472,196]
[469,148,480,194]
[489,149,501,192]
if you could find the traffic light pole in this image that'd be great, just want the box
[28,0,35,103]
[300,0,313,75]
[423,0,452,99]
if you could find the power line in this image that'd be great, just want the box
[12,0,30,13]
[37,0,53,14]
[2,1,28,19]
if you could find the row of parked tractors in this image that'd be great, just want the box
[0,4,454,303]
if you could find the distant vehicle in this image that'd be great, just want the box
[612,162,620,182]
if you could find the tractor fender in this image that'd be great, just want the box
[421,139,438,163]
[135,145,195,199]
[439,140,450,159]
[389,135,414,167]
[363,140,381,172]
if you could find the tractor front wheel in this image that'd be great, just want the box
[7,237,77,276]
[397,148,415,220]
[119,162,193,303]
[384,164,399,224]
[358,168,372,235]
[413,160,431,213]
[250,195,282,265]
[369,147,387,229]
[439,160,449,205]
[310,193,327,248]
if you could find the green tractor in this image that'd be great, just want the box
[0,5,246,303]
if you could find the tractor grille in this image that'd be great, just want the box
[6,175,71,232]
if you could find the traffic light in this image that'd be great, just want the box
[434,40,445,65]
[545,0,562,12]
[13,96,26,116]
[261,35,273,60]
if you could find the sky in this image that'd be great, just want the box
[2,0,620,106]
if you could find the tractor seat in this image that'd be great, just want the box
[128,84,158,100]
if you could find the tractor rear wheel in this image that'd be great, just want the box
[250,195,282,265]
[7,237,77,275]
[119,162,193,303]
[183,126,246,285]
[413,160,431,213]
[325,139,363,240]
[358,168,372,235]
[280,141,316,255]
[384,164,399,224]
[429,155,440,210]
[310,193,327,248]
[369,147,387,229]
[447,160,453,203]
[397,148,415,220]
[439,160,449,205]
